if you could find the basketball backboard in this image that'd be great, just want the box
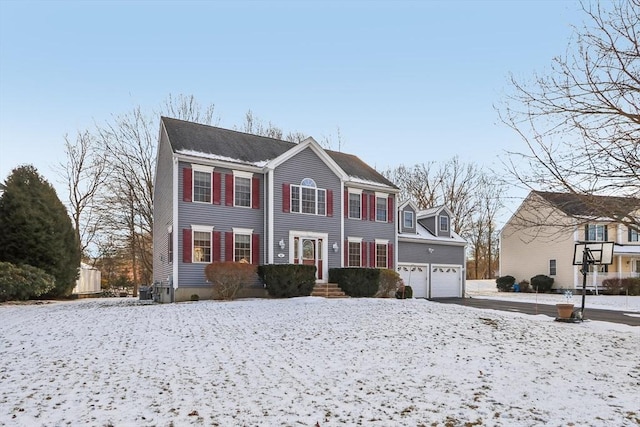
[573,242,614,265]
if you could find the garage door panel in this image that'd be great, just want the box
[431,265,462,298]
[397,264,428,298]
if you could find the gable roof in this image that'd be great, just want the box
[533,191,640,220]
[161,116,396,188]
[417,205,453,220]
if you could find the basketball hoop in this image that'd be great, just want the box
[572,241,614,320]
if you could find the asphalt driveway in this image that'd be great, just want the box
[431,297,640,327]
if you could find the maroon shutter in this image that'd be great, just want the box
[370,241,376,268]
[282,183,290,212]
[387,243,394,269]
[213,231,221,262]
[252,234,260,265]
[361,193,367,221]
[388,196,394,223]
[225,174,234,206]
[183,168,192,202]
[252,177,260,209]
[327,190,333,217]
[361,242,367,268]
[344,190,348,218]
[213,172,221,205]
[370,194,376,221]
[344,239,348,266]
[183,229,192,263]
[225,232,234,261]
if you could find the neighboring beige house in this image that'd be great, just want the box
[500,191,640,292]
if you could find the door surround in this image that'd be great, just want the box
[289,230,329,282]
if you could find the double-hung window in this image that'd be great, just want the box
[192,165,213,203]
[233,171,252,207]
[191,225,213,263]
[291,178,326,215]
[376,240,388,268]
[404,211,414,229]
[549,259,557,276]
[586,224,606,241]
[348,238,362,267]
[348,191,361,219]
[376,194,387,222]
[439,215,449,233]
[629,228,639,242]
[233,228,253,263]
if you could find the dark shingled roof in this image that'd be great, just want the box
[534,191,640,218]
[162,116,397,188]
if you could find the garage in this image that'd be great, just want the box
[430,264,462,298]
[397,263,429,298]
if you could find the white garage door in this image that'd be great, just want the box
[430,265,462,298]
[397,264,429,298]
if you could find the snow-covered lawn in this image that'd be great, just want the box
[1,297,638,427]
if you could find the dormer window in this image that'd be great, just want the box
[403,211,414,229]
[439,215,449,233]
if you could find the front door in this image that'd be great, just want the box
[291,233,326,281]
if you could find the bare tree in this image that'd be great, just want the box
[57,130,108,260]
[237,109,307,143]
[499,0,640,228]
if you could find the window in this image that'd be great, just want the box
[193,231,211,263]
[404,211,414,229]
[234,234,251,262]
[549,259,556,276]
[630,228,639,242]
[167,230,173,263]
[349,192,361,219]
[290,178,326,216]
[193,170,211,203]
[586,224,606,241]
[348,241,361,267]
[234,172,252,207]
[439,215,449,233]
[376,196,387,222]
[376,243,388,268]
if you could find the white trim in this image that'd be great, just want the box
[375,195,388,223]
[191,164,214,173]
[348,188,363,195]
[167,225,173,233]
[375,191,388,199]
[348,236,363,243]
[172,156,179,289]
[232,227,254,235]
[348,191,361,219]
[232,170,254,179]
[267,168,274,264]
[266,138,349,181]
[340,180,345,267]
[289,230,329,282]
[403,210,414,229]
[175,152,262,173]
[191,225,214,233]
[375,238,389,245]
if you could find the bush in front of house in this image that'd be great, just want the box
[205,261,257,300]
[602,277,640,296]
[395,284,413,299]
[530,274,554,293]
[376,269,402,298]
[329,268,380,297]
[0,262,56,302]
[496,275,516,292]
[257,264,316,298]
[518,279,532,293]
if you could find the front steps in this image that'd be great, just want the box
[310,283,348,298]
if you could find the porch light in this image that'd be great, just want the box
[279,239,286,250]
[332,242,339,253]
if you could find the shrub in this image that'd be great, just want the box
[530,274,554,293]
[205,261,257,300]
[495,275,516,292]
[395,284,413,299]
[0,262,55,302]
[518,279,532,293]
[190,294,200,301]
[602,277,640,296]
[257,264,316,298]
[376,269,402,298]
[329,268,380,297]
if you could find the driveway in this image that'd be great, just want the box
[431,297,640,327]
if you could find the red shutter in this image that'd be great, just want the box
[361,193,367,221]
[344,239,348,266]
[252,234,260,265]
[213,231,221,262]
[183,229,192,263]
[282,183,290,212]
[387,243,394,269]
[213,172,221,205]
[225,174,234,206]
[344,190,348,218]
[370,241,376,268]
[252,177,260,209]
[225,232,234,261]
[183,168,192,202]
[327,190,333,217]
[388,196,394,223]
[361,242,367,268]
[370,194,376,221]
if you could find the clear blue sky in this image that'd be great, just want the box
[0,0,585,222]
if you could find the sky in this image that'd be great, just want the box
[0,0,588,224]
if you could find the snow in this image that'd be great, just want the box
[176,149,269,167]
[1,296,638,426]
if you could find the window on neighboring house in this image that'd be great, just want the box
[403,211,414,229]
[586,224,606,241]
[234,233,251,263]
[167,230,173,263]
[349,192,361,219]
[348,241,361,267]
[193,231,211,263]
[193,170,211,203]
[629,228,639,242]
[376,243,388,268]
[290,178,326,215]
[549,259,556,276]
[376,196,387,222]
[234,176,251,207]
[439,215,449,233]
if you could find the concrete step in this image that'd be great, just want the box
[311,283,348,298]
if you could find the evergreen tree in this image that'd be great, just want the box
[0,165,81,297]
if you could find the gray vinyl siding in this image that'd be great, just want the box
[418,217,436,235]
[344,190,396,254]
[400,205,417,234]
[437,212,451,238]
[398,241,465,266]
[177,162,264,286]
[273,147,342,267]
[152,131,174,285]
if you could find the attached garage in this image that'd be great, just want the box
[397,263,429,298]
[430,264,463,298]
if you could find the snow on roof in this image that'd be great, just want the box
[399,221,466,245]
[176,149,269,168]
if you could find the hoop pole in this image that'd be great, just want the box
[581,246,588,317]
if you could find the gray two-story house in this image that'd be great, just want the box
[153,117,466,302]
